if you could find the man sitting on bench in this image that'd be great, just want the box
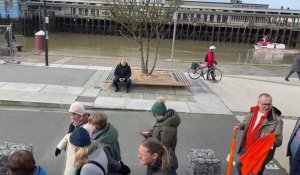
[113,59,132,93]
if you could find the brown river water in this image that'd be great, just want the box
[19,33,299,64]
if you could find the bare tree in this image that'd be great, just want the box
[108,0,181,75]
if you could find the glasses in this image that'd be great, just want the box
[260,103,272,106]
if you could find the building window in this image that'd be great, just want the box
[223,15,228,23]
[85,9,88,16]
[91,9,95,16]
[72,8,76,15]
[210,15,214,22]
[79,8,83,15]
[96,9,100,16]
[204,14,208,22]
[183,13,188,20]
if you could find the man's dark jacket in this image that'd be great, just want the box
[114,63,131,80]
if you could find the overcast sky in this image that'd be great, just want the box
[199,0,300,10]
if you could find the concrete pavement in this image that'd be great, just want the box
[0,63,232,115]
[0,60,299,173]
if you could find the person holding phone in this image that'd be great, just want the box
[113,59,132,93]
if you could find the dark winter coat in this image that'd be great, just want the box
[151,109,181,173]
[91,123,122,173]
[287,117,300,157]
[237,106,283,164]
[114,63,131,80]
[291,56,300,72]
[152,109,181,151]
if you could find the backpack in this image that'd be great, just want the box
[76,161,106,175]
[204,54,208,62]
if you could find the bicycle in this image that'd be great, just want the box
[188,62,222,82]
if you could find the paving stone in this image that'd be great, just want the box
[61,65,89,69]
[143,93,157,100]
[191,93,232,115]
[0,90,78,105]
[98,90,111,97]
[81,88,100,97]
[166,101,190,113]
[41,85,85,95]
[147,86,175,95]
[0,83,46,92]
[174,87,193,95]
[93,97,126,109]
[131,93,144,99]
[87,66,113,70]
[125,99,155,110]
[131,85,148,93]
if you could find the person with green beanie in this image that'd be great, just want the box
[141,97,181,175]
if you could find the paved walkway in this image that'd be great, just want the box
[0,63,232,115]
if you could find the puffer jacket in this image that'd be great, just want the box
[91,123,122,173]
[151,109,181,173]
[152,109,181,150]
[237,106,283,163]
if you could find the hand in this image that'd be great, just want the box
[55,148,61,156]
[233,125,240,133]
[141,131,152,138]
[260,131,270,140]
[119,161,131,175]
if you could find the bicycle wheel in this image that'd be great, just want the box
[207,68,222,82]
[188,68,201,79]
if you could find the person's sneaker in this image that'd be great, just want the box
[115,88,120,92]
[126,89,129,93]
[285,78,290,81]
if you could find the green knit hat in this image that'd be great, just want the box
[151,97,167,116]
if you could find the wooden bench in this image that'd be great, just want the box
[105,66,191,87]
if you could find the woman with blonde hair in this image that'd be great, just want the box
[138,137,170,175]
[69,127,108,175]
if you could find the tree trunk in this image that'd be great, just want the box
[139,40,146,74]
[148,39,161,75]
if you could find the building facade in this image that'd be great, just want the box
[9,0,300,46]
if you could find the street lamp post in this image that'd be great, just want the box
[44,0,49,66]
[170,11,178,61]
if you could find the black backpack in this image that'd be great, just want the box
[76,160,106,175]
